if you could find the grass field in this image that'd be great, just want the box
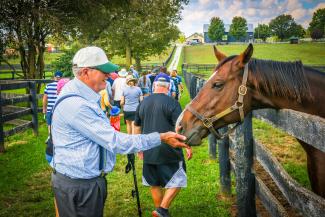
[0,44,317,216]
[184,43,325,66]
[0,48,232,217]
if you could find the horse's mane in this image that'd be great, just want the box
[248,59,313,102]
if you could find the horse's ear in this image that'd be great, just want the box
[236,43,253,67]
[213,45,227,62]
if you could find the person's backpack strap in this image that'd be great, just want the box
[47,94,84,165]
[50,94,84,122]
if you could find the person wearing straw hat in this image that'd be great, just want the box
[50,46,189,217]
[112,68,128,108]
[121,75,143,135]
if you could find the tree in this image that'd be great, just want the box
[229,16,248,41]
[0,0,123,82]
[178,33,186,43]
[269,14,302,40]
[290,23,305,38]
[308,8,325,39]
[311,29,323,39]
[208,17,225,42]
[254,24,271,41]
[97,0,188,69]
[0,0,63,80]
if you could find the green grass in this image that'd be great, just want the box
[0,70,53,79]
[110,47,173,66]
[184,43,325,66]
[1,44,315,216]
[0,47,231,216]
[5,52,63,65]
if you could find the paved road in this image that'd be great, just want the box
[168,44,183,72]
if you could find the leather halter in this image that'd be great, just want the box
[186,64,249,139]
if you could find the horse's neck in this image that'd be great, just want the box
[251,67,325,118]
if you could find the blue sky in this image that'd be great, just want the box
[177,0,325,37]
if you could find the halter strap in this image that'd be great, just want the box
[186,64,249,139]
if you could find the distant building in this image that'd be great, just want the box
[45,43,59,53]
[203,23,254,43]
[186,33,204,44]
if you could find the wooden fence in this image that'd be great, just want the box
[182,63,325,77]
[0,79,52,152]
[0,64,54,80]
[182,69,325,217]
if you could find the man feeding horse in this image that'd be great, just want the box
[50,46,189,217]
[176,44,325,199]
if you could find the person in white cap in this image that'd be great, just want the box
[112,68,128,108]
[50,46,189,217]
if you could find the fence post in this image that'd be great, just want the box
[0,87,4,153]
[29,81,38,135]
[233,112,256,217]
[218,127,231,195]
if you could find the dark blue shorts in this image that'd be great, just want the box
[46,112,52,125]
[142,161,187,188]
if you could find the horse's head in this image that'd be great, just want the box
[177,44,254,146]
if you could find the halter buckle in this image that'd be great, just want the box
[238,85,247,96]
[203,119,213,128]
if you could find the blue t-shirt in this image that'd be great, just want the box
[122,86,142,111]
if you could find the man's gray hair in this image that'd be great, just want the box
[72,65,82,77]
[155,81,169,88]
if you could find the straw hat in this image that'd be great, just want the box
[126,75,137,84]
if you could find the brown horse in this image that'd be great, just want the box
[177,44,325,198]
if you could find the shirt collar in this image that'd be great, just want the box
[65,78,101,103]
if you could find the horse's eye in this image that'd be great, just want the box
[213,82,224,90]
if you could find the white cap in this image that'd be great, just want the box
[73,46,119,73]
[118,68,128,77]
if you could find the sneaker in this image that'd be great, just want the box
[152,208,170,217]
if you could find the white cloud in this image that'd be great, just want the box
[313,3,325,12]
[290,8,308,21]
[286,0,302,11]
[247,8,257,16]
[199,0,212,5]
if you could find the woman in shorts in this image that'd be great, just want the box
[121,75,143,134]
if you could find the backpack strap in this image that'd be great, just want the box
[49,94,85,170]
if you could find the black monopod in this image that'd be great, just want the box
[125,153,142,217]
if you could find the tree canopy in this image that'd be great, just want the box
[229,16,247,41]
[254,24,271,41]
[96,0,187,68]
[208,17,225,42]
[269,14,304,40]
[0,0,188,79]
[308,8,325,39]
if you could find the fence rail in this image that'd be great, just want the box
[0,79,52,152]
[182,68,325,217]
[182,64,325,78]
[0,64,54,80]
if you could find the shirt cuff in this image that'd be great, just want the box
[145,132,161,149]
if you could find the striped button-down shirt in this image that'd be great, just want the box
[51,78,161,179]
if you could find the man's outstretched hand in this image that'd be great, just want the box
[160,132,189,149]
